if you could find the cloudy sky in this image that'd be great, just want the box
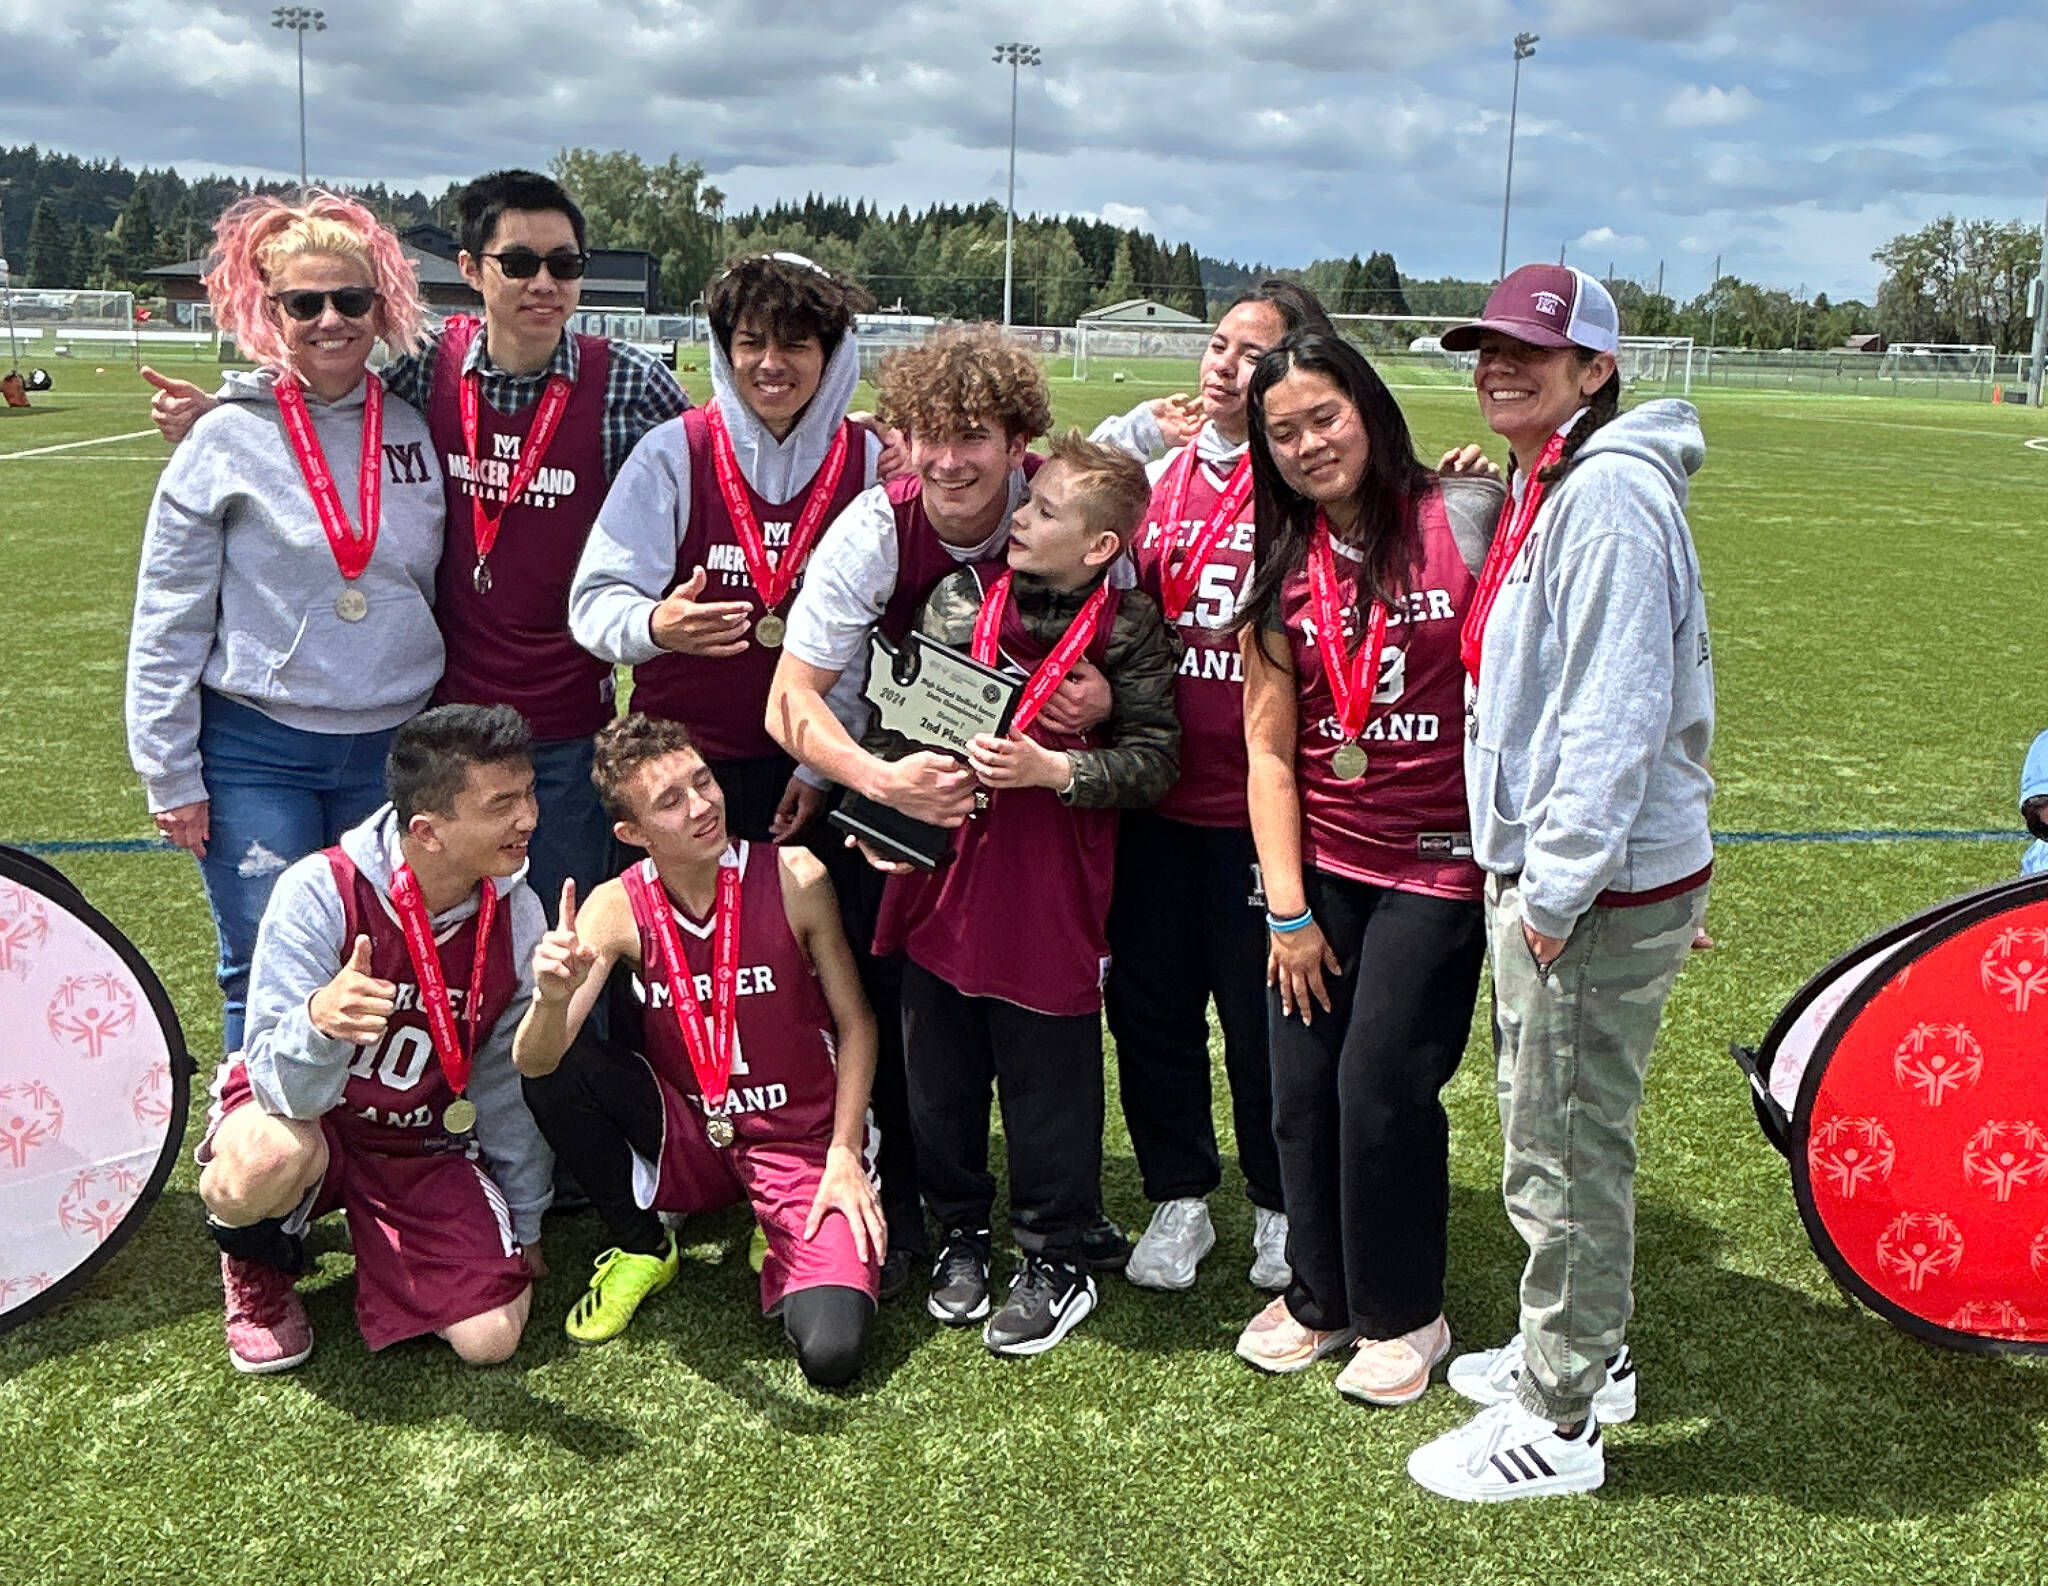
[6,1,2045,302]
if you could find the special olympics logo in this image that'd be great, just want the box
[56,1165,144,1240]
[1980,926,2048,1013]
[131,1061,174,1128]
[1961,1121,2048,1202]
[0,882,50,979]
[0,1080,63,1169]
[2033,1225,2048,1281]
[1945,1300,2036,1339]
[1807,1116,1896,1199]
[0,1272,54,1307]
[46,972,139,1059]
[1875,1211,1965,1292]
[1892,1022,1984,1106]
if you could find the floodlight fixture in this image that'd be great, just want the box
[271,7,327,189]
[993,43,1043,326]
[1498,33,1539,281]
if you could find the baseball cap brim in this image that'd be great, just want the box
[1439,317,1579,353]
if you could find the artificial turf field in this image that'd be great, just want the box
[2,358,2046,1586]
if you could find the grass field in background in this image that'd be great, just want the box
[3,359,2048,1585]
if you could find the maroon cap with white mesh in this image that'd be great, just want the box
[1440,264,1620,355]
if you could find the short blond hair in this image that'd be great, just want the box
[875,325,1052,443]
[1044,429,1152,548]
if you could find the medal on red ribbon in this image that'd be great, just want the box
[1459,430,1567,683]
[1306,514,1389,782]
[971,571,1115,737]
[629,852,745,1148]
[458,365,573,595]
[1153,446,1254,623]
[275,375,383,623]
[386,864,498,1135]
[705,404,850,647]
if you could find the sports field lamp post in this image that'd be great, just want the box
[993,42,1041,327]
[1497,32,1538,282]
[271,6,326,190]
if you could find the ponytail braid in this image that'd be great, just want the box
[1536,365,1623,485]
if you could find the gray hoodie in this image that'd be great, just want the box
[125,369,446,813]
[239,806,552,1243]
[1466,399,1715,939]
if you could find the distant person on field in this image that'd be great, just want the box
[2021,729,2048,874]
[125,190,446,1055]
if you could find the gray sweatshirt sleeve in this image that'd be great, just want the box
[467,884,553,1245]
[126,449,227,813]
[1518,478,1686,938]
[1089,401,1166,462]
[571,422,689,667]
[241,855,358,1115]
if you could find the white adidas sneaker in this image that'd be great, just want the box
[1124,1198,1216,1290]
[1445,1334,1637,1424]
[1407,1401,1604,1502]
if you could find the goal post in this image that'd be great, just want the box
[1875,343,1998,396]
[0,289,141,365]
[1617,336,1695,397]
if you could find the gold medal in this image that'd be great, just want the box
[706,1116,735,1149]
[335,585,369,622]
[754,612,786,648]
[472,557,493,595]
[1332,740,1370,781]
[443,1096,478,1134]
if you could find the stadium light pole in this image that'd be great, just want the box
[993,42,1042,327]
[271,7,327,189]
[1497,32,1538,281]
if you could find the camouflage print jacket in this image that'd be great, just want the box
[862,566,1182,810]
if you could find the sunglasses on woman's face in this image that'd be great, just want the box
[481,247,590,281]
[271,287,381,321]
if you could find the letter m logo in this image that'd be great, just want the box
[493,433,523,460]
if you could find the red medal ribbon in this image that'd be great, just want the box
[631,851,744,1112]
[386,864,498,1103]
[458,364,574,565]
[275,375,383,583]
[1459,430,1568,682]
[1305,514,1390,747]
[1153,446,1254,622]
[971,571,1114,737]
[705,404,851,614]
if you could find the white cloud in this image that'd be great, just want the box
[1575,226,1648,251]
[1098,202,1155,230]
[1663,84,1761,127]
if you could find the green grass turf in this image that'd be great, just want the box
[4,360,2048,1585]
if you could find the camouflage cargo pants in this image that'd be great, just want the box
[1486,872,1708,1424]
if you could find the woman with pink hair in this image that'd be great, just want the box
[126,191,449,1055]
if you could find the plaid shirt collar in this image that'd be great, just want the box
[457,322,581,387]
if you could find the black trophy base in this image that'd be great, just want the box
[829,794,955,871]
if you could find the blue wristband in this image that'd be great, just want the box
[1266,908,1315,934]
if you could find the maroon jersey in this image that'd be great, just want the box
[1278,485,1482,901]
[632,408,865,762]
[428,317,615,739]
[874,566,1122,1017]
[323,849,519,1154]
[623,845,839,1147]
[1133,447,1256,828]
[877,454,1045,643]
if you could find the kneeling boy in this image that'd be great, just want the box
[516,714,884,1387]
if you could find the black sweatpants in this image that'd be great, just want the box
[1105,812,1282,1210]
[1269,870,1485,1338]
[708,752,803,845]
[899,961,1104,1263]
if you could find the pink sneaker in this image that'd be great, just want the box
[1335,1314,1451,1406]
[221,1252,313,1374]
[1234,1295,1357,1374]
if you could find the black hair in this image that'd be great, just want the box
[1234,330,1434,653]
[1538,362,1624,485]
[706,253,872,364]
[1226,277,1336,339]
[387,704,534,822]
[455,170,587,260]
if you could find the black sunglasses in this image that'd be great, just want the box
[271,286,381,321]
[481,247,590,281]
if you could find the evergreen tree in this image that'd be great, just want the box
[112,186,157,277]
[1360,251,1409,315]
[26,198,67,287]
[1096,235,1138,308]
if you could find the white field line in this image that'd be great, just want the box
[0,429,160,460]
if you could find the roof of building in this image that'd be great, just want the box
[142,242,471,288]
[1078,297,1204,324]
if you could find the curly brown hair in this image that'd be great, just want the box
[874,326,1053,443]
[590,712,702,822]
[707,252,873,363]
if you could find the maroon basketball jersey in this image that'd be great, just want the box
[877,454,1045,643]
[324,850,519,1154]
[1278,486,1482,901]
[1133,449,1256,828]
[623,845,839,1147]
[428,317,615,739]
[631,407,865,762]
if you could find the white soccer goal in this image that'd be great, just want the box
[1618,336,1696,396]
[1875,343,1997,393]
[0,289,141,364]
[1071,319,1215,384]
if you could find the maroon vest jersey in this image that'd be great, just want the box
[427,317,615,739]
[1134,448,1256,828]
[623,845,839,1147]
[1279,485,1482,901]
[874,566,1123,1017]
[632,407,865,762]
[324,850,519,1154]
[877,453,1045,644]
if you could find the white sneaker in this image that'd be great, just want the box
[1124,1198,1215,1291]
[1445,1334,1637,1424]
[1248,1206,1291,1292]
[1407,1401,1604,1502]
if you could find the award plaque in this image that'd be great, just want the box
[828,631,1022,870]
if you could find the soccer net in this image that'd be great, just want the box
[1618,336,1695,396]
[1875,343,1997,393]
[0,289,140,364]
[1071,320,1214,385]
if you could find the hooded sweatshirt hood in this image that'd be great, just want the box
[707,319,863,501]
[339,804,530,920]
[1567,399,1703,506]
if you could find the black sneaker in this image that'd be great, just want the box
[1080,1211,1132,1271]
[984,1254,1098,1357]
[878,1245,920,1304]
[927,1229,993,1325]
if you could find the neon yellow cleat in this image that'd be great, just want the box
[564,1233,679,1345]
[748,1222,769,1275]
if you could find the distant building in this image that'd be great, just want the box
[142,242,477,322]
[1842,333,1887,354]
[1078,298,1204,326]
